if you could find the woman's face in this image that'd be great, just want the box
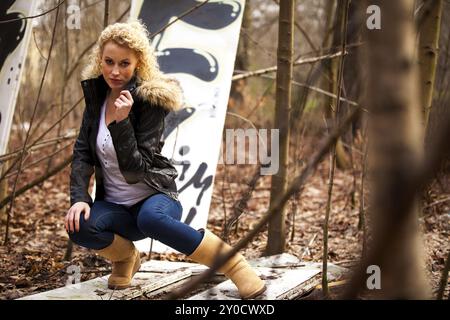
[101,41,138,90]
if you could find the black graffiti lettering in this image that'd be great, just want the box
[178,162,213,206]
[139,0,241,81]
[163,107,196,141]
[141,0,241,37]
[158,48,218,82]
[171,145,191,181]
[183,207,197,225]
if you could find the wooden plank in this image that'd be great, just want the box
[250,253,348,281]
[187,266,321,300]
[187,254,348,300]
[17,253,348,300]
[17,260,199,300]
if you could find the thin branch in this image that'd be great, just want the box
[150,0,211,38]
[342,111,450,299]
[32,29,47,61]
[0,97,83,187]
[252,73,369,113]
[165,107,360,299]
[3,4,61,245]
[436,251,450,299]
[232,51,347,81]
[0,0,66,24]
[423,196,450,209]
[223,165,262,240]
[271,0,319,53]
[103,0,109,28]
[4,142,73,179]
[245,79,275,119]
[65,4,131,82]
[240,27,277,60]
[0,156,73,210]
[322,0,350,297]
[0,132,77,163]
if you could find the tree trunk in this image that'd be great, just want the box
[327,0,351,170]
[354,0,430,298]
[229,0,251,111]
[265,0,294,255]
[418,0,443,129]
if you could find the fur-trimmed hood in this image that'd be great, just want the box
[134,76,184,112]
[81,73,184,112]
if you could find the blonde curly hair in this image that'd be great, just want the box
[81,19,162,81]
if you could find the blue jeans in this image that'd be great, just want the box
[68,193,203,255]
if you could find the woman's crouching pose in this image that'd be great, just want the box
[65,20,265,299]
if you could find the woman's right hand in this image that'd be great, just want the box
[65,202,90,233]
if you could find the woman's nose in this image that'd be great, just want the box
[111,66,120,75]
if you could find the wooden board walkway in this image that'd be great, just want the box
[17,254,347,300]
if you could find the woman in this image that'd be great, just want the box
[64,20,266,299]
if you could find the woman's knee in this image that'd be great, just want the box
[136,200,181,235]
[136,209,165,235]
[67,218,94,244]
[67,215,108,249]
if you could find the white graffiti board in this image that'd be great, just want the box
[131,0,245,253]
[0,0,37,155]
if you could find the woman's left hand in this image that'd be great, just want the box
[114,90,134,123]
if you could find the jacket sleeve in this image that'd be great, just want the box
[107,103,167,184]
[70,107,94,206]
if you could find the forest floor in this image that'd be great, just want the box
[0,139,448,300]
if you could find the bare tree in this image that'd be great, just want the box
[265,0,294,255]
[345,0,431,299]
[418,0,443,129]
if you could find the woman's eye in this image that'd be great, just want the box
[120,62,130,67]
[105,59,113,65]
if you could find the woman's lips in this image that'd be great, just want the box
[110,78,122,84]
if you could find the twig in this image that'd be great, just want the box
[247,73,369,113]
[0,97,83,185]
[65,4,131,82]
[342,83,450,301]
[301,233,318,260]
[223,165,262,240]
[4,141,73,179]
[0,155,73,210]
[423,196,450,209]
[0,0,66,24]
[220,165,228,237]
[3,4,61,245]
[245,79,275,119]
[164,106,360,300]
[232,51,347,81]
[225,111,268,152]
[0,132,77,163]
[322,0,350,298]
[358,127,369,262]
[271,0,319,53]
[103,0,109,28]
[437,251,450,299]
[150,0,211,38]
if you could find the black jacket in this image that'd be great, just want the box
[70,74,183,206]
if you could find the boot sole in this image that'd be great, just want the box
[242,284,267,300]
[108,250,141,290]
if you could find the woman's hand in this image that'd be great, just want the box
[114,90,134,123]
[65,202,90,233]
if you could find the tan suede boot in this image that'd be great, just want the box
[188,229,266,299]
[95,234,141,290]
